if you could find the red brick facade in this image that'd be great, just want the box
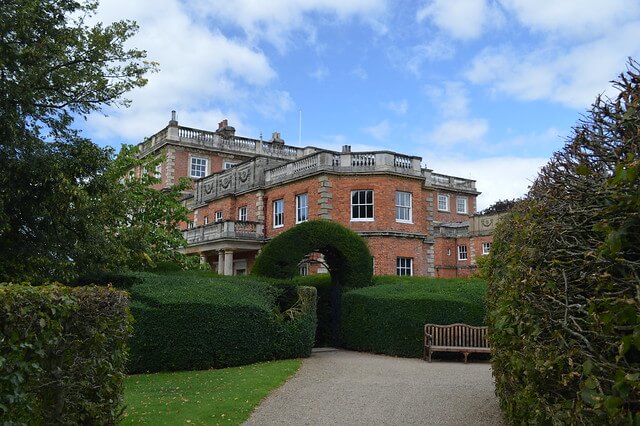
[139,117,498,277]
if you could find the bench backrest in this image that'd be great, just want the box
[425,323,488,348]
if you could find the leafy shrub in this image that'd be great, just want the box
[252,220,373,288]
[127,273,316,373]
[340,277,486,357]
[1,283,131,424]
[486,61,640,424]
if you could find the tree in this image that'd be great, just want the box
[0,0,185,282]
[479,198,520,215]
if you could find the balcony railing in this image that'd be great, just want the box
[264,151,423,185]
[138,124,307,159]
[426,172,476,191]
[182,221,265,245]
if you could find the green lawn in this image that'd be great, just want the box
[121,359,301,425]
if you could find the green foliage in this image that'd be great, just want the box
[0,283,132,424]
[252,220,373,288]
[479,198,519,215]
[122,359,301,425]
[486,60,640,424]
[340,277,487,357]
[0,0,187,283]
[127,273,317,373]
[287,275,334,346]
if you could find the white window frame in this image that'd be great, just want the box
[482,242,491,255]
[296,193,309,223]
[299,263,309,276]
[203,215,209,225]
[224,161,237,170]
[458,245,468,261]
[215,211,223,223]
[154,162,162,179]
[395,191,412,223]
[457,196,468,214]
[396,257,413,276]
[238,206,247,222]
[190,156,208,178]
[438,194,449,212]
[273,199,284,228]
[351,190,374,221]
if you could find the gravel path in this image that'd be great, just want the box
[244,349,504,426]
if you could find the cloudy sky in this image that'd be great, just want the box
[85,0,640,210]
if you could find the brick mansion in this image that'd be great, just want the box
[138,112,500,278]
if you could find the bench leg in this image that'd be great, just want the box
[428,349,432,363]
[463,352,469,364]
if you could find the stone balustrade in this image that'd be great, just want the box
[138,124,307,160]
[426,172,477,191]
[264,151,423,185]
[182,221,265,245]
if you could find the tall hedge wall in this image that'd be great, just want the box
[287,274,334,346]
[1,283,131,424]
[252,220,373,288]
[486,61,640,424]
[127,273,316,373]
[340,277,486,357]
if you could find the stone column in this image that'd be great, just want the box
[224,250,234,276]
[199,254,207,264]
[217,251,224,275]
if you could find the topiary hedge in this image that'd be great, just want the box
[1,283,131,424]
[340,277,486,357]
[252,220,373,288]
[127,273,316,373]
[486,61,640,424]
[287,274,334,346]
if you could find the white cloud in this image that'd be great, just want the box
[424,81,469,118]
[363,120,392,141]
[86,0,281,144]
[466,20,640,109]
[310,65,330,81]
[499,0,640,39]
[384,100,408,115]
[406,39,456,75]
[416,0,503,40]
[429,119,489,146]
[428,156,547,210]
[189,0,388,51]
[351,66,368,80]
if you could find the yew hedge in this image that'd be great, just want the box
[252,220,373,288]
[486,61,640,424]
[340,277,486,357]
[127,273,316,373]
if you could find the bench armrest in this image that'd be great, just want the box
[424,333,433,346]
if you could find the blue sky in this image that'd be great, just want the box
[87,0,640,210]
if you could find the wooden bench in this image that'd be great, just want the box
[424,323,490,363]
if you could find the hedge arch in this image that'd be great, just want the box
[252,220,373,288]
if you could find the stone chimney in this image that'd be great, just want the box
[169,110,178,127]
[341,145,351,153]
[270,131,285,147]
[215,119,236,139]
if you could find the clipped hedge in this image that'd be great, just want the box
[287,274,334,346]
[486,61,640,424]
[127,273,316,373]
[252,220,373,288]
[1,283,131,424]
[340,277,486,357]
